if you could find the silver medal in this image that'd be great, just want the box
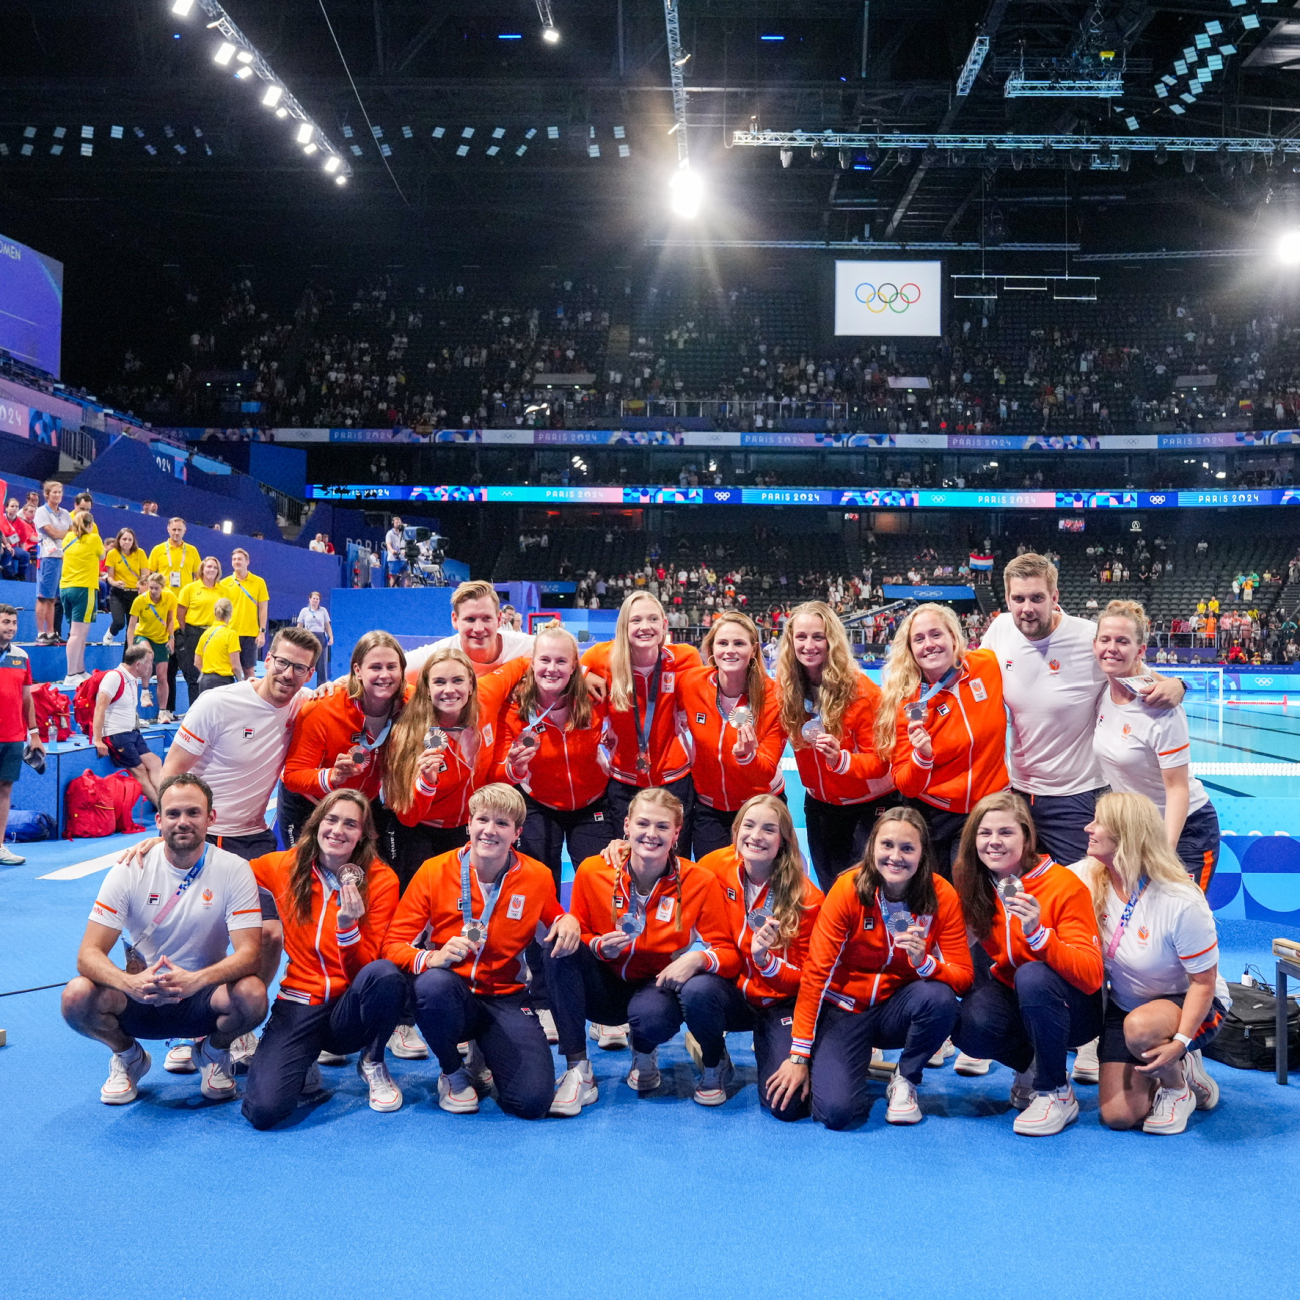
[424,727,449,752]
[801,716,825,743]
[746,906,774,931]
[888,909,914,936]
[463,920,487,946]
[905,702,926,724]
[517,731,539,751]
[635,752,651,774]
[728,705,755,730]
[339,864,365,888]
[997,876,1023,902]
[619,911,645,936]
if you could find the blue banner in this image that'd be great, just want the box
[882,584,977,601]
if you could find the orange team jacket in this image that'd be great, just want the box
[491,691,609,812]
[792,672,892,806]
[382,847,563,996]
[251,850,400,1006]
[568,852,741,983]
[580,640,702,786]
[697,845,824,1005]
[675,665,786,811]
[281,686,410,803]
[978,855,1103,995]
[891,645,1010,814]
[396,657,529,829]
[790,871,973,1058]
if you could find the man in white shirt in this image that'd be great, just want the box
[92,643,163,808]
[385,516,408,587]
[33,479,71,644]
[981,553,1185,864]
[404,579,534,678]
[61,773,267,1105]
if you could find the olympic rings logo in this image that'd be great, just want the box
[854,281,922,313]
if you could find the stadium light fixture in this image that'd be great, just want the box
[670,166,702,218]
[1278,231,1300,265]
[213,41,236,64]
[171,0,195,14]
[296,123,314,144]
[324,155,341,173]
[261,84,283,108]
[536,0,560,42]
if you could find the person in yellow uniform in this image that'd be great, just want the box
[126,572,178,723]
[148,517,201,710]
[193,597,243,699]
[59,510,105,686]
[219,548,269,680]
[103,527,149,645]
[177,556,223,712]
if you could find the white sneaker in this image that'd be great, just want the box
[0,846,26,866]
[1072,1038,1100,1084]
[885,1073,923,1125]
[100,1045,151,1104]
[954,1052,992,1077]
[1009,1067,1037,1110]
[301,1062,324,1096]
[101,631,115,645]
[591,1022,630,1050]
[388,1023,429,1059]
[140,689,152,706]
[1014,1085,1079,1136]
[626,1048,660,1092]
[1184,1049,1220,1111]
[463,1039,494,1090]
[550,1059,599,1116]
[358,1055,403,1112]
[317,1049,349,1066]
[157,710,175,724]
[693,1046,734,1106]
[537,1008,559,1045]
[163,1039,196,1073]
[228,1031,258,1072]
[1143,1082,1195,1135]
[197,1037,237,1102]
[927,1037,956,1068]
[438,1068,480,1113]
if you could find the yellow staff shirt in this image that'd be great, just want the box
[130,589,178,643]
[219,572,269,638]
[147,540,201,591]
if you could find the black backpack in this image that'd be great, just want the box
[1202,981,1300,1071]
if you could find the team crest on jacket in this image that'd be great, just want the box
[1049,659,1061,673]
[1122,724,1132,737]
[201,888,214,907]
[970,679,988,702]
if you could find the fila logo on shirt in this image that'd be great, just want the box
[863,915,876,931]
[148,893,160,906]
[243,728,255,739]
[506,894,525,920]
[1004,659,1014,670]
[725,887,737,901]
[937,704,950,717]
[696,712,707,725]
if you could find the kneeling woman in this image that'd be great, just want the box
[242,790,406,1128]
[692,795,824,1114]
[952,792,1104,1137]
[383,784,580,1119]
[767,808,972,1129]
[1077,792,1227,1136]
[546,787,739,1111]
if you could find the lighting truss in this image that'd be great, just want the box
[1004,72,1124,97]
[663,0,689,167]
[956,35,990,97]
[952,274,1098,300]
[173,0,350,180]
[730,130,1298,158]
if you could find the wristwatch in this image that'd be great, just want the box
[788,1054,808,1067]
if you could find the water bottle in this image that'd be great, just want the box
[47,720,56,746]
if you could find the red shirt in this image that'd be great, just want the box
[0,644,32,744]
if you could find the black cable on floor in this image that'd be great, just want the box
[0,981,67,998]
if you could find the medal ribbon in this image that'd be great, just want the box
[915,664,961,711]
[632,656,664,764]
[1105,877,1149,962]
[459,845,511,931]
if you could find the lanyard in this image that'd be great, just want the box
[120,551,142,583]
[230,575,258,607]
[162,543,188,575]
[354,715,394,752]
[716,678,746,726]
[525,699,561,735]
[917,664,960,708]
[1105,878,1148,962]
[633,656,664,761]
[459,847,510,927]
[124,848,208,958]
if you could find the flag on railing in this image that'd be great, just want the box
[969,552,994,571]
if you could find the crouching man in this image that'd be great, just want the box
[61,773,267,1104]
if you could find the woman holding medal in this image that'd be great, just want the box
[545,787,739,1111]
[951,792,1104,1137]
[690,794,824,1113]
[1074,793,1226,1135]
[675,612,788,860]
[383,784,580,1119]
[767,808,972,1128]
[280,632,409,851]
[242,790,407,1128]
[580,592,702,850]
[774,601,892,892]
[876,604,1010,875]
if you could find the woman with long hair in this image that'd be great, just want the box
[1074,792,1227,1136]
[951,791,1103,1137]
[690,794,824,1115]
[241,790,406,1128]
[1092,600,1221,889]
[103,526,148,642]
[676,612,788,860]
[580,592,703,849]
[876,602,1009,874]
[281,631,409,850]
[766,807,972,1129]
[545,786,739,1113]
[774,601,891,891]
[59,510,105,684]
[176,555,223,709]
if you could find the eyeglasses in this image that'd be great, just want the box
[266,653,314,679]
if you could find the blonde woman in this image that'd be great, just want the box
[875,602,1009,873]
[774,601,891,891]
[59,510,105,684]
[693,795,824,1115]
[580,592,702,844]
[675,612,788,859]
[1073,791,1227,1136]
[176,555,223,707]
[1091,600,1220,889]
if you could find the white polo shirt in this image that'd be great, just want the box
[1092,691,1209,818]
[90,843,262,972]
[405,628,534,678]
[99,667,141,737]
[982,611,1107,797]
[171,679,304,836]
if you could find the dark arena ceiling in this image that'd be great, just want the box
[6,0,1300,267]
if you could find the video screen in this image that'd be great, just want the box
[834,260,941,337]
[0,231,63,378]
[1058,517,1086,532]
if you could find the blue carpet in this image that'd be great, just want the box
[4,836,1300,1299]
